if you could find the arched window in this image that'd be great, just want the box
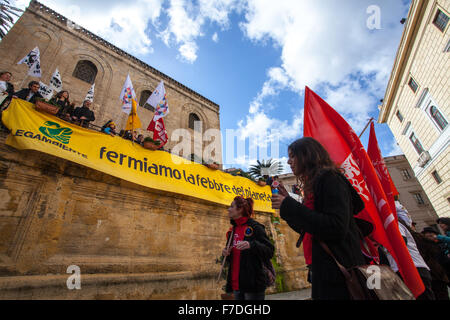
[429,106,448,130]
[139,90,155,112]
[73,60,97,84]
[189,113,201,131]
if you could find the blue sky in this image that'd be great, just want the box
[12,0,411,172]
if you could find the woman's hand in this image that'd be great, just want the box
[278,182,290,197]
[222,247,232,257]
[272,194,286,209]
[235,241,250,251]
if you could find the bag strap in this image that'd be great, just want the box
[296,231,305,248]
[319,241,353,281]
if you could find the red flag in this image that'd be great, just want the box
[147,117,168,148]
[304,86,424,298]
[367,122,398,219]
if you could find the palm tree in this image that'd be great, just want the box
[0,0,23,39]
[248,159,284,180]
[227,168,256,182]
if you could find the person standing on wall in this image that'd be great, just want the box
[222,196,274,300]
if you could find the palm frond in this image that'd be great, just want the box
[0,0,23,39]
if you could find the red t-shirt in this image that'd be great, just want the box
[303,196,313,266]
[228,216,249,291]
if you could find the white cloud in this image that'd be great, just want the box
[161,0,240,62]
[212,32,219,43]
[239,0,409,131]
[25,0,164,56]
[177,42,198,63]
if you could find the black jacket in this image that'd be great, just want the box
[14,88,43,104]
[280,170,366,300]
[50,98,73,117]
[73,106,95,122]
[0,82,14,108]
[225,218,274,293]
[3,82,14,97]
[398,220,449,284]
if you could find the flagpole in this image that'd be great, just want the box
[18,73,28,91]
[358,117,375,138]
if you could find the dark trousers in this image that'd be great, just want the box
[431,280,449,300]
[233,291,265,300]
[416,267,436,300]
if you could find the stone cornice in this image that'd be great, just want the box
[28,0,220,113]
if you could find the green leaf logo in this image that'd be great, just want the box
[39,121,73,145]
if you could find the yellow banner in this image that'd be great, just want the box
[2,99,274,213]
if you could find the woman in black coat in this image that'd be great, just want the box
[222,196,274,300]
[50,91,73,121]
[272,137,366,300]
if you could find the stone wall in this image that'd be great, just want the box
[0,132,309,299]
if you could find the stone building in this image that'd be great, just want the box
[0,0,222,164]
[384,155,439,232]
[379,0,449,218]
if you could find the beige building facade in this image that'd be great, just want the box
[379,0,449,218]
[0,0,222,164]
[384,155,439,232]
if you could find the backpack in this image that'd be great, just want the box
[262,259,276,287]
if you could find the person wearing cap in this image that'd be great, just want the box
[436,218,450,245]
[102,121,117,137]
[420,227,450,300]
[386,201,436,300]
[435,218,450,284]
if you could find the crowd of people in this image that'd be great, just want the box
[0,71,163,148]
[224,137,450,301]
[0,71,96,128]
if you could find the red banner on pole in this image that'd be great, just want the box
[303,86,424,298]
[147,117,168,148]
[367,122,399,218]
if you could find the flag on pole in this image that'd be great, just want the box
[38,82,53,100]
[148,117,168,148]
[124,99,142,131]
[303,86,425,298]
[146,81,169,120]
[49,68,63,92]
[119,74,136,114]
[367,122,398,219]
[85,83,95,102]
[17,47,42,78]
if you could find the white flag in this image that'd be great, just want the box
[38,82,53,100]
[49,68,63,92]
[119,74,136,114]
[17,47,42,78]
[85,83,95,102]
[146,81,169,120]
